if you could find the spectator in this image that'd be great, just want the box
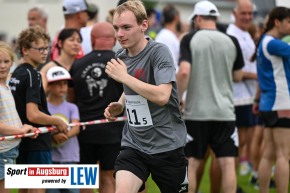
[176,1,244,193]
[67,22,123,193]
[145,8,157,40]
[40,28,82,93]
[46,66,80,193]
[50,0,88,61]
[27,6,48,32]
[0,41,36,193]
[155,4,181,72]
[226,0,258,182]
[252,6,290,193]
[27,6,50,72]
[80,2,99,55]
[27,6,50,69]
[8,26,68,193]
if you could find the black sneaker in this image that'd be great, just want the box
[269,179,276,188]
[249,175,258,186]
[254,179,276,189]
[236,186,245,193]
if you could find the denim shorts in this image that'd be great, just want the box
[0,146,19,180]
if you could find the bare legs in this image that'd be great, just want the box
[258,127,290,193]
[188,156,236,193]
[0,179,9,193]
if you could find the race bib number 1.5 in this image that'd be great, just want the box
[125,95,153,127]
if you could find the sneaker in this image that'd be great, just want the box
[269,179,276,188]
[254,179,276,190]
[249,175,258,186]
[254,183,259,190]
[236,186,246,193]
[239,161,250,176]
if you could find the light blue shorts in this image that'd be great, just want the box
[0,146,19,180]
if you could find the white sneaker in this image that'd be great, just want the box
[239,161,250,176]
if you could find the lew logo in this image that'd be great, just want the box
[71,167,98,185]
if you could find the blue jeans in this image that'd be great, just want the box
[0,146,19,180]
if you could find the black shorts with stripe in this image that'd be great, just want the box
[184,120,238,159]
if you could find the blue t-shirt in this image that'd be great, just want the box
[257,35,290,111]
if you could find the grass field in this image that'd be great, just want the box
[146,158,287,193]
[9,158,289,193]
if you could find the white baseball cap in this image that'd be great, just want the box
[47,66,71,83]
[63,0,88,15]
[188,0,220,21]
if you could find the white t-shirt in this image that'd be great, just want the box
[227,23,257,105]
[0,85,22,153]
[155,28,180,72]
[80,26,93,55]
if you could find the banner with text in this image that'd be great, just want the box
[5,164,99,189]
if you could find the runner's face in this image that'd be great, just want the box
[113,11,145,50]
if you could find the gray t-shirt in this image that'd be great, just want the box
[116,38,186,154]
[180,30,244,121]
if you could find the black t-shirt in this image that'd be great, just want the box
[9,63,51,151]
[69,50,124,144]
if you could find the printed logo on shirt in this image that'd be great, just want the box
[81,63,108,97]
[135,69,146,81]
[158,63,172,70]
[9,77,20,91]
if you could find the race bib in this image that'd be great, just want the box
[125,95,153,127]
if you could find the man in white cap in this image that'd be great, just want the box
[50,0,89,61]
[176,1,244,193]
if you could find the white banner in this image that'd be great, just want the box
[5,164,99,189]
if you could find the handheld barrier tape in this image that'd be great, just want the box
[0,116,127,141]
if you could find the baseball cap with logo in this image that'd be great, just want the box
[47,66,71,83]
[63,0,88,15]
[188,0,220,21]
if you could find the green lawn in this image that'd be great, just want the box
[146,158,287,193]
[9,158,289,193]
